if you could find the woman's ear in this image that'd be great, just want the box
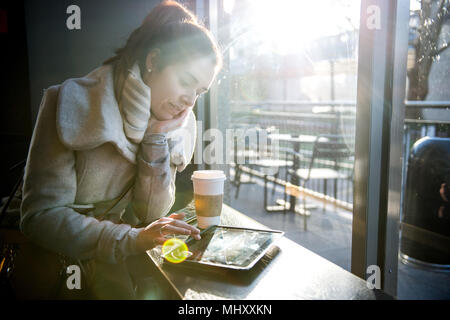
[146,48,161,72]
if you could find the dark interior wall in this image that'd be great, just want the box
[0,1,32,198]
[24,0,160,124]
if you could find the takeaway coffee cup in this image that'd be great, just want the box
[191,170,226,229]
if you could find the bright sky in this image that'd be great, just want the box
[232,0,361,55]
[410,0,421,11]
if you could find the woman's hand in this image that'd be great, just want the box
[135,211,201,251]
[146,108,191,134]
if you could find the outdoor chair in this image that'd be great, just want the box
[232,127,293,208]
[231,129,260,199]
[251,146,293,212]
[285,134,353,230]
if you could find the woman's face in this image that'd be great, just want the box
[144,54,217,121]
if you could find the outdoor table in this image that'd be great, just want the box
[145,203,393,300]
[268,133,317,144]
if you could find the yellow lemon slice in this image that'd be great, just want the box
[162,238,190,264]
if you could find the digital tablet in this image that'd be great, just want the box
[162,225,284,270]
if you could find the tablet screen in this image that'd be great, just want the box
[183,226,283,269]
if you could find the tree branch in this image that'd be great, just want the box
[432,42,449,57]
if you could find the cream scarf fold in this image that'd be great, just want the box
[119,63,151,144]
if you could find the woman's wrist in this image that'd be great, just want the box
[133,228,149,252]
[145,117,168,135]
[126,227,145,253]
[135,227,158,252]
[145,124,165,134]
[142,132,168,145]
[114,227,146,262]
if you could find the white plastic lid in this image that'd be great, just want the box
[191,170,226,180]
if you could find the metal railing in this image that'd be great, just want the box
[228,100,450,211]
[229,101,356,207]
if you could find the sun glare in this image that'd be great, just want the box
[246,0,360,55]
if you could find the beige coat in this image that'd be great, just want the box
[20,64,196,265]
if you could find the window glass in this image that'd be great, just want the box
[212,0,360,272]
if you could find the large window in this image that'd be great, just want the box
[207,0,360,272]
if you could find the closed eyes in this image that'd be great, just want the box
[183,71,208,94]
[179,75,208,97]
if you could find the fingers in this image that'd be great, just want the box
[168,212,186,220]
[161,224,192,236]
[147,108,191,134]
[160,225,201,241]
[172,115,189,128]
[138,215,201,250]
[160,219,201,240]
[162,219,200,235]
[173,107,191,124]
[175,107,191,119]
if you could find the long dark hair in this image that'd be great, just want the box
[103,0,222,101]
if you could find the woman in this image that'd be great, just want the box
[19,1,222,299]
